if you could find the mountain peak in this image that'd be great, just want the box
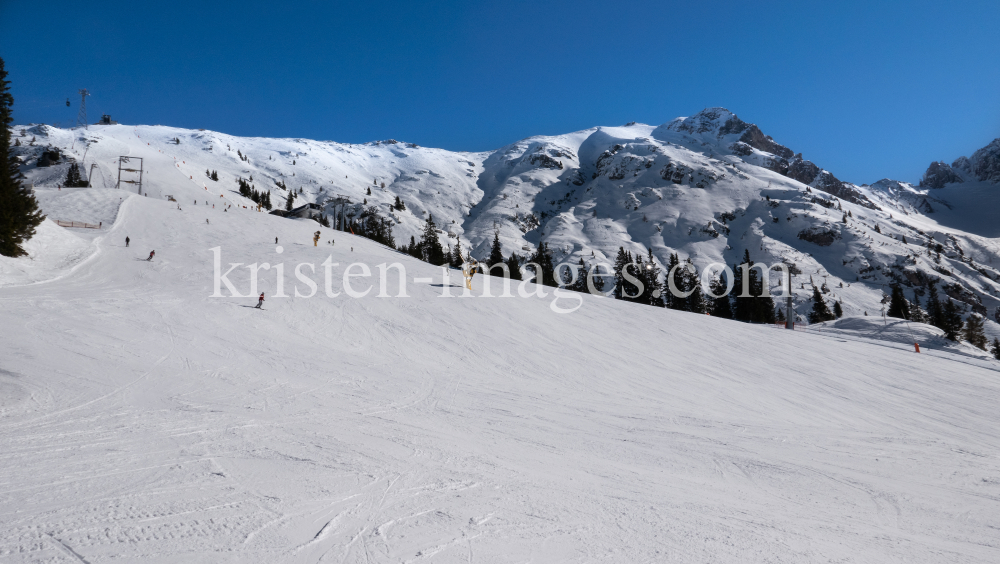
[665,107,749,137]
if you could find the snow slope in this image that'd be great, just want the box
[1,172,1000,562]
[12,113,1000,335]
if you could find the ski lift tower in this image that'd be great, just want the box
[327,195,352,231]
[77,89,90,129]
[116,156,144,193]
[784,267,795,329]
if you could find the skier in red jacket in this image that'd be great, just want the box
[146,250,155,261]
[254,293,264,309]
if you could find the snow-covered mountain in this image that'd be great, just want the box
[4,115,1000,562]
[11,109,1000,328]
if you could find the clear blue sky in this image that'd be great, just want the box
[3,0,998,184]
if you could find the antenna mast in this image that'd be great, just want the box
[77,89,90,129]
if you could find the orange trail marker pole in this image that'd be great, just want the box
[914,343,920,353]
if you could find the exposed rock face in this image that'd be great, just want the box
[920,137,1000,187]
[968,138,1000,183]
[669,107,746,136]
[528,154,563,170]
[813,171,880,210]
[943,283,987,315]
[763,157,789,176]
[787,158,820,185]
[659,161,691,184]
[716,114,750,137]
[920,161,964,188]
[729,142,753,156]
[738,125,794,159]
[797,227,841,246]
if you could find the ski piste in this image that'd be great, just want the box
[3,111,1000,562]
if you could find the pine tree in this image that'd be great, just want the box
[682,259,703,312]
[940,300,964,341]
[644,248,664,307]
[404,235,421,259]
[263,191,272,211]
[612,247,630,300]
[962,315,988,350]
[419,214,446,265]
[64,163,85,187]
[730,264,750,321]
[285,190,295,212]
[632,253,648,302]
[506,252,522,281]
[808,286,834,323]
[733,250,754,321]
[665,252,682,309]
[926,283,944,329]
[833,300,843,318]
[450,236,464,268]
[886,284,910,319]
[527,243,556,287]
[749,256,776,323]
[487,230,504,268]
[367,187,372,195]
[909,294,928,323]
[709,274,733,319]
[0,57,45,257]
[990,338,1000,360]
[571,258,589,292]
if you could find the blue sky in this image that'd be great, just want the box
[2,0,998,184]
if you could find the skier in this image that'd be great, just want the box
[461,257,479,290]
[125,236,130,247]
[275,237,278,244]
[206,218,210,224]
[146,250,155,261]
[254,292,264,309]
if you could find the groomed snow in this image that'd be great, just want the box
[1,177,1000,562]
